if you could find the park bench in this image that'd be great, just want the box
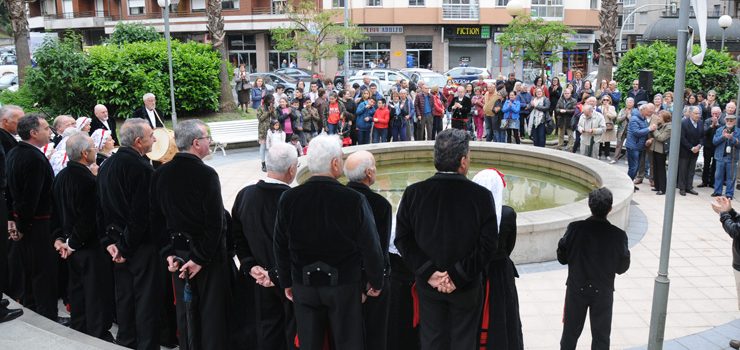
[207,119,259,156]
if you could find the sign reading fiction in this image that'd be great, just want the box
[446,25,491,39]
[362,26,404,34]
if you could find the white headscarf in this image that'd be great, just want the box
[75,116,91,131]
[472,168,506,230]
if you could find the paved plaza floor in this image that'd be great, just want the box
[2,144,740,349]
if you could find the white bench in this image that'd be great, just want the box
[207,119,259,156]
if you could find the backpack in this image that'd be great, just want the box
[432,95,444,116]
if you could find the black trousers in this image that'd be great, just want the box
[678,154,699,191]
[451,119,466,131]
[172,256,231,350]
[114,243,162,350]
[364,276,391,350]
[68,246,114,341]
[0,190,7,295]
[653,151,668,192]
[254,284,296,350]
[387,254,419,350]
[702,148,716,185]
[432,117,443,140]
[417,280,483,350]
[292,282,363,350]
[20,219,58,320]
[560,285,614,350]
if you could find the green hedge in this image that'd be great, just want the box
[615,41,739,104]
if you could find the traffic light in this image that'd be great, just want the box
[587,50,593,61]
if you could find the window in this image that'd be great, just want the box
[128,0,145,15]
[713,4,721,16]
[623,0,635,7]
[191,0,205,12]
[622,13,634,31]
[531,0,564,19]
[367,0,382,6]
[496,0,508,6]
[333,0,344,7]
[62,0,73,17]
[442,0,479,20]
[590,0,597,9]
[223,0,239,9]
[409,0,425,6]
[349,41,391,69]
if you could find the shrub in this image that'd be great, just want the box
[0,85,40,114]
[615,41,739,104]
[107,22,161,45]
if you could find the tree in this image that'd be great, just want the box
[596,0,619,83]
[207,0,236,112]
[270,0,366,72]
[497,15,575,81]
[6,0,30,86]
[107,22,161,45]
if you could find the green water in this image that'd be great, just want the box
[368,162,594,213]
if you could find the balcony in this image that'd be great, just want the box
[442,1,480,20]
[43,11,109,29]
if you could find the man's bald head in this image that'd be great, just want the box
[94,104,109,121]
[344,150,376,186]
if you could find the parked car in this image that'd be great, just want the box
[0,65,17,77]
[334,68,359,90]
[274,67,318,81]
[252,72,308,97]
[400,67,434,76]
[408,71,449,92]
[347,76,385,97]
[0,73,17,90]
[444,67,491,85]
[351,69,410,94]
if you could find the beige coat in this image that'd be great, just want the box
[578,112,606,158]
[599,105,618,143]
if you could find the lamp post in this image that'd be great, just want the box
[719,15,732,51]
[506,0,524,78]
[343,0,350,90]
[157,0,179,127]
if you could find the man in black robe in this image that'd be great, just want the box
[51,133,113,340]
[232,142,298,350]
[274,134,384,350]
[132,93,165,129]
[6,114,58,321]
[97,118,161,350]
[344,150,392,350]
[557,188,630,350]
[89,104,118,145]
[395,128,498,350]
[0,105,22,322]
[51,114,75,147]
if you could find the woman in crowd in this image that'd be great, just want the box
[473,168,523,350]
[76,117,92,135]
[431,85,447,138]
[256,93,276,172]
[325,92,345,135]
[612,97,637,164]
[251,77,266,110]
[653,94,664,111]
[651,110,672,195]
[91,128,114,166]
[703,90,721,120]
[372,98,390,143]
[598,95,618,160]
[234,63,251,112]
[527,87,550,147]
[549,77,562,117]
[389,91,408,142]
[663,91,675,113]
[276,97,295,141]
[580,80,594,98]
[301,99,321,143]
[503,90,521,144]
[472,86,486,140]
[530,76,549,98]
[594,80,609,100]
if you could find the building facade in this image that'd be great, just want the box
[26,0,600,79]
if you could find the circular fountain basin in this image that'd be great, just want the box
[296,141,634,264]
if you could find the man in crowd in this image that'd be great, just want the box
[133,93,164,130]
[51,133,113,340]
[725,102,737,119]
[150,120,230,350]
[607,80,621,104]
[232,142,298,350]
[6,114,58,321]
[712,114,740,199]
[701,106,724,188]
[90,104,118,145]
[400,88,415,141]
[273,134,384,350]
[634,103,658,186]
[678,106,704,196]
[344,150,392,350]
[555,88,577,150]
[97,118,161,349]
[0,105,23,323]
[395,129,498,349]
[52,114,76,146]
[557,188,631,350]
[577,104,606,158]
[504,72,520,94]
[627,80,648,105]
[625,104,657,192]
[414,82,434,141]
[713,196,740,349]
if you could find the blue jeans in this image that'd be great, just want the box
[259,142,266,161]
[485,116,494,142]
[373,128,388,143]
[358,129,371,145]
[391,124,406,141]
[627,148,642,180]
[327,123,337,135]
[714,158,738,197]
[533,123,546,147]
[494,130,507,143]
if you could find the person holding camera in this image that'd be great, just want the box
[712,196,740,349]
[711,114,740,199]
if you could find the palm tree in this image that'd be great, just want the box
[596,0,618,83]
[206,0,236,112]
[6,0,30,86]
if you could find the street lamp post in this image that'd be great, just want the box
[618,4,665,54]
[157,0,179,127]
[505,0,524,77]
[719,15,732,51]
[343,0,350,90]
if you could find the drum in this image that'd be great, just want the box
[147,128,177,163]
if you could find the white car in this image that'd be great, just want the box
[400,68,434,76]
[347,76,385,97]
[585,67,618,87]
[408,71,448,92]
[351,69,410,94]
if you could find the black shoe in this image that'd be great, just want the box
[651,188,658,191]
[680,190,686,196]
[711,193,723,197]
[261,162,266,172]
[656,191,665,195]
[698,183,709,188]
[0,308,22,323]
[687,189,699,195]
[0,299,8,308]
[57,316,71,327]
[730,339,740,349]
[634,186,640,192]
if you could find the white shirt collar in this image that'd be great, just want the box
[263,177,289,186]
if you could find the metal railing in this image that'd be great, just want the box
[44,11,111,20]
[442,3,479,20]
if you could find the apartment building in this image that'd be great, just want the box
[26,0,601,77]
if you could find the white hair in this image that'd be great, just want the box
[307,134,342,175]
[344,155,373,182]
[266,142,298,174]
[639,104,650,112]
[711,106,722,113]
[66,133,93,162]
[143,93,155,102]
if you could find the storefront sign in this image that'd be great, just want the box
[567,33,596,44]
[362,26,404,34]
[446,25,491,39]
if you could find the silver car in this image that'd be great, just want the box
[351,69,410,94]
